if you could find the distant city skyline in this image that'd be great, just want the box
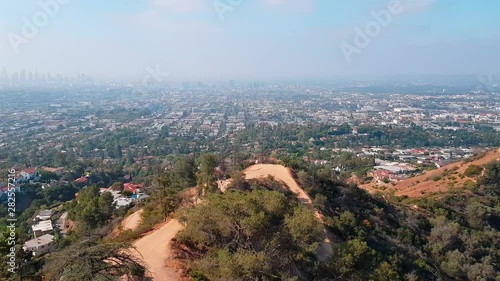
[0,67,495,83]
[1,0,500,79]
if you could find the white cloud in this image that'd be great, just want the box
[151,0,208,12]
[259,0,316,13]
[398,0,435,15]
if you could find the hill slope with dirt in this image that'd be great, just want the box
[361,148,500,198]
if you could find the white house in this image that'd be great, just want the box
[34,209,53,221]
[23,234,55,256]
[32,220,53,238]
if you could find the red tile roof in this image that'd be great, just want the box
[75,177,88,183]
[21,168,37,174]
[123,183,144,193]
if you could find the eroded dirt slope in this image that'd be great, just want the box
[361,148,500,198]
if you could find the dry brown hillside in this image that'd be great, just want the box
[361,148,500,198]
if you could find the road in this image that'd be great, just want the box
[55,211,68,235]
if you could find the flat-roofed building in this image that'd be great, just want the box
[23,234,54,256]
[35,209,52,221]
[32,220,53,238]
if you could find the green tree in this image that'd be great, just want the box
[428,218,462,259]
[44,242,145,281]
[111,181,124,191]
[43,184,78,205]
[39,170,59,183]
[98,191,114,221]
[313,194,328,211]
[328,239,376,279]
[466,260,497,281]
[196,154,218,195]
[67,185,114,235]
[171,157,197,188]
[151,174,180,218]
[284,206,324,252]
[178,189,322,280]
[440,250,466,279]
[464,164,483,177]
[478,161,500,195]
[371,261,400,281]
[332,210,359,238]
[465,200,487,228]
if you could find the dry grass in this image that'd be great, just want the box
[360,148,500,198]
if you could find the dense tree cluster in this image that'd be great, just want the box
[172,158,500,280]
[196,154,219,195]
[177,189,323,280]
[299,160,500,280]
[66,185,114,235]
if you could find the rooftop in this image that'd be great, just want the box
[32,220,53,232]
[38,209,52,217]
[24,234,54,248]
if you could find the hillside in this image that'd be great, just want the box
[175,166,330,280]
[36,153,500,281]
[243,164,334,261]
[126,164,332,280]
[361,148,500,198]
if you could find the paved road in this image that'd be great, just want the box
[55,212,68,235]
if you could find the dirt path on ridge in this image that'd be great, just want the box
[132,219,184,281]
[122,209,143,231]
[243,164,334,261]
[132,164,336,280]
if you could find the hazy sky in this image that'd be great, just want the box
[1,0,499,80]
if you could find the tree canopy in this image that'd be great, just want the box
[66,185,114,235]
[177,189,323,280]
[43,242,146,281]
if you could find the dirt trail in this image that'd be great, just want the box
[130,188,201,281]
[132,219,184,281]
[122,209,143,231]
[243,164,334,261]
[132,164,335,280]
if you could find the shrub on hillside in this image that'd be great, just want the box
[464,165,483,177]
